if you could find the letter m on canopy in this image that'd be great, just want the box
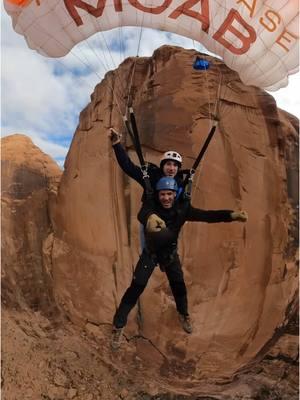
[64,0,122,26]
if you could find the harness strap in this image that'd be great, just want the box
[182,122,218,199]
[123,107,153,198]
[129,107,145,167]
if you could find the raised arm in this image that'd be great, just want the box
[186,205,248,223]
[109,129,143,185]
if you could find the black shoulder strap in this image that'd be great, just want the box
[124,107,153,199]
[182,122,218,199]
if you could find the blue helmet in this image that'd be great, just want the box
[156,177,178,192]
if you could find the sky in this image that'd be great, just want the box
[1,5,299,168]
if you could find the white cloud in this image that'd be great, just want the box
[268,74,300,118]
[1,6,98,161]
[1,125,69,161]
[1,6,299,167]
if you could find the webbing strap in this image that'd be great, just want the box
[182,122,218,198]
[191,123,217,172]
[123,116,136,145]
[129,107,146,167]
[124,108,153,198]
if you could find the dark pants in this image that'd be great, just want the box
[113,249,188,328]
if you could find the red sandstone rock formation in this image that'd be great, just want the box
[1,47,298,399]
[47,46,298,387]
[1,134,61,312]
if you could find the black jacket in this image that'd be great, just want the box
[138,198,234,254]
[112,143,185,199]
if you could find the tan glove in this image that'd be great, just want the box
[231,210,248,222]
[109,128,122,145]
[146,214,166,233]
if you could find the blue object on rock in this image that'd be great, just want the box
[193,57,210,70]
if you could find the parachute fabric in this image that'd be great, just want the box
[4,0,299,90]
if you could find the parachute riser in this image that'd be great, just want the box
[182,123,218,196]
[123,107,154,199]
[182,70,222,200]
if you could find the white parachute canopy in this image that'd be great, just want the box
[4,0,299,90]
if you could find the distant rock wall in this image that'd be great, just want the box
[1,134,61,314]
[47,46,298,381]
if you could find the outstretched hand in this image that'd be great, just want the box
[109,128,122,145]
[146,214,166,233]
[231,210,248,222]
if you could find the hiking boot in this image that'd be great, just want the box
[111,327,123,350]
[178,314,193,334]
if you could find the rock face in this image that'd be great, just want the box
[47,45,298,388]
[2,47,298,398]
[1,134,61,313]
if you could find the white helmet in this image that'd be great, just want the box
[160,151,182,168]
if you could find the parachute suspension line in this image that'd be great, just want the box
[118,24,126,66]
[194,66,223,195]
[90,16,129,104]
[85,34,111,71]
[135,0,147,57]
[50,57,96,92]
[75,41,110,82]
[22,7,131,148]
[23,5,127,114]
[136,24,144,58]
[110,78,127,122]
[213,71,223,122]
[188,41,216,199]
[122,65,137,145]
[73,42,125,120]
[58,6,127,114]
[94,29,127,97]
[121,2,148,162]
[123,42,140,128]
[183,72,223,199]
[59,7,118,84]
[22,7,111,90]
[67,28,126,121]
[125,61,138,111]
[81,8,140,121]
[203,55,213,125]
[192,40,213,124]
[124,0,147,112]
[120,64,141,174]
[122,0,146,117]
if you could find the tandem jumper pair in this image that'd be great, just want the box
[119,59,223,200]
[121,104,219,202]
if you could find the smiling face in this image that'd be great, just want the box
[158,190,176,208]
[162,160,179,177]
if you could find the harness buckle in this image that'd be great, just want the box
[189,169,195,179]
[141,164,150,179]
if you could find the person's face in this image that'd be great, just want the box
[162,160,179,178]
[158,190,176,208]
